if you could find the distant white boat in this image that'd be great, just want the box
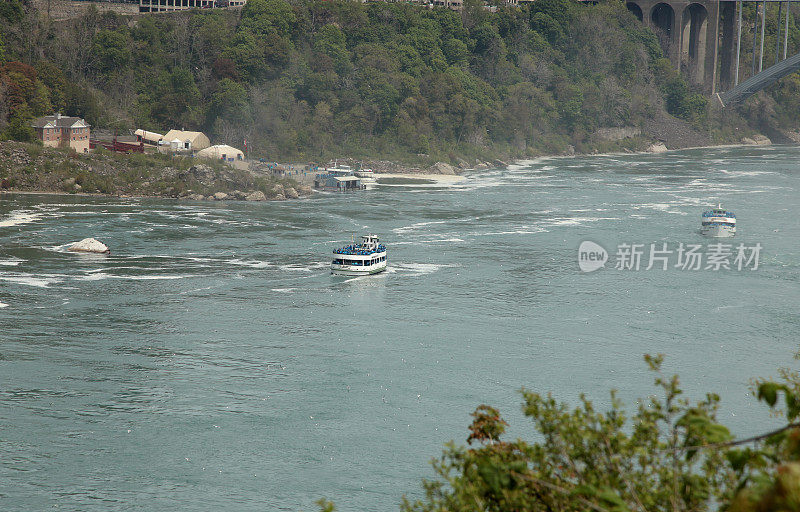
[331,235,387,275]
[701,204,736,238]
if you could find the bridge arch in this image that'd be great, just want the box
[651,3,675,55]
[626,2,643,22]
[681,3,709,84]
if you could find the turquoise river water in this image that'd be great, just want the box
[1,145,799,511]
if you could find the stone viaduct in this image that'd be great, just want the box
[624,0,739,92]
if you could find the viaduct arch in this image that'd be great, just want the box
[626,0,737,91]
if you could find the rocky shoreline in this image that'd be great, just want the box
[0,141,311,202]
[0,133,787,204]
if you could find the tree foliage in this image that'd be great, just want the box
[0,0,797,160]
[396,354,800,512]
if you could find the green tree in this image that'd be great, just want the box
[1,105,37,142]
[91,29,131,76]
[313,24,351,75]
[239,0,296,38]
[401,354,800,512]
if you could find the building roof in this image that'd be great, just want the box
[163,129,208,144]
[196,144,244,159]
[31,113,90,129]
[134,129,164,141]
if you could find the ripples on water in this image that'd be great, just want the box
[1,146,798,511]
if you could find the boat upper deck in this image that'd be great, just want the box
[702,210,735,218]
[333,243,387,256]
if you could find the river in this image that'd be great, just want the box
[1,145,798,511]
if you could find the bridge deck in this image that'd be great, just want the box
[718,51,800,105]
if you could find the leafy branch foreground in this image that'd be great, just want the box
[329,354,800,511]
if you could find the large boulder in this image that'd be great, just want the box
[246,191,267,201]
[68,238,110,254]
[272,184,285,196]
[213,192,229,201]
[187,193,205,201]
[285,187,299,199]
[429,162,456,175]
[646,142,668,153]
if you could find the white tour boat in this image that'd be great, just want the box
[701,204,736,237]
[331,235,387,275]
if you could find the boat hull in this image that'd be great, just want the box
[701,224,736,238]
[331,263,387,275]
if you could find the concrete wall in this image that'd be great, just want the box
[32,0,139,20]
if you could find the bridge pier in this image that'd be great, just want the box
[626,0,744,92]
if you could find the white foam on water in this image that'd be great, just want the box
[119,274,196,280]
[543,217,618,227]
[0,210,43,228]
[45,243,75,253]
[473,228,549,236]
[392,238,465,245]
[391,262,457,276]
[279,264,313,272]
[228,259,273,269]
[0,257,24,266]
[77,272,110,281]
[75,273,196,281]
[718,169,776,177]
[392,220,449,234]
[0,301,7,308]
[271,288,297,293]
[0,274,63,288]
[179,285,216,295]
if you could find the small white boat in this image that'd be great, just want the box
[331,235,387,275]
[701,204,736,237]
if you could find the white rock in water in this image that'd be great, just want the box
[646,142,668,153]
[68,238,110,254]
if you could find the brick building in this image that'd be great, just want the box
[31,113,91,153]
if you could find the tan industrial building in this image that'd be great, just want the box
[161,129,211,153]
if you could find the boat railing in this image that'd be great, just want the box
[333,244,386,255]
